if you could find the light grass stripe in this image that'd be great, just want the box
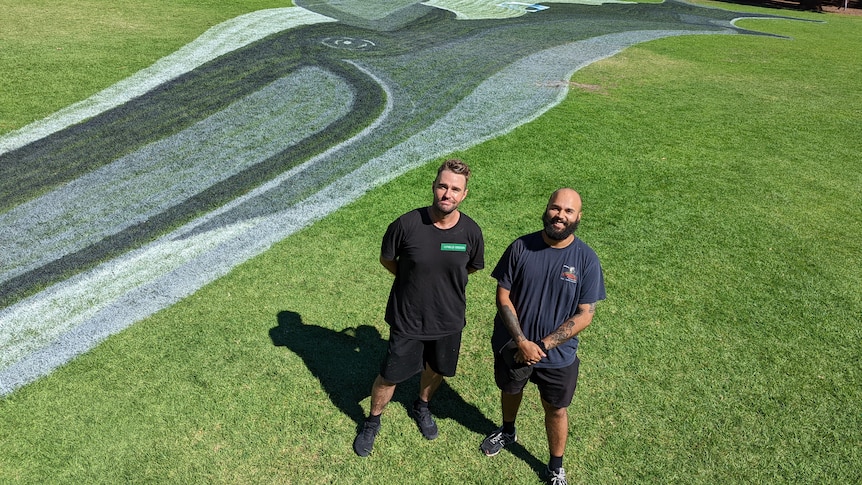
[308,0,422,20]
[0,217,248,371]
[0,7,335,156]
[0,67,352,284]
[425,0,634,20]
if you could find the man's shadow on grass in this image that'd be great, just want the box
[269,310,543,471]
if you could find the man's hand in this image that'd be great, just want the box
[515,340,546,365]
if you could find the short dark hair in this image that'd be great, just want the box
[437,158,471,184]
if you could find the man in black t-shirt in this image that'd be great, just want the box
[353,159,484,457]
[480,188,605,485]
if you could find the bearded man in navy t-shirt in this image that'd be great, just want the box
[480,188,605,485]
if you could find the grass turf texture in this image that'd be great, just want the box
[1,1,861,484]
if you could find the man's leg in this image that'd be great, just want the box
[502,390,523,422]
[370,374,397,416]
[542,397,569,484]
[481,345,530,456]
[535,355,578,480]
[353,375,395,457]
[412,364,443,440]
[480,390,523,456]
[542,398,568,457]
[418,363,444,402]
[413,332,462,440]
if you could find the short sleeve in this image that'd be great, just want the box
[491,239,520,291]
[380,217,403,261]
[578,245,606,304]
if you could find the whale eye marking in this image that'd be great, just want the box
[321,37,376,50]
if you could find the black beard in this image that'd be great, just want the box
[542,213,578,240]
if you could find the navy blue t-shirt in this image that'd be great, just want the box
[491,231,605,368]
[382,207,484,339]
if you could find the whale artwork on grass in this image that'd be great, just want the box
[0,0,801,394]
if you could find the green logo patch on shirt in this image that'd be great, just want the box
[440,243,467,252]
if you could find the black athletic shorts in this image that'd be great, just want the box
[379,331,462,384]
[493,352,580,409]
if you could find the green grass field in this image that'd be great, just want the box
[1,1,860,483]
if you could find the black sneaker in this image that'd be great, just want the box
[410,406,439,440]
[480,426,517,456]
[353,420,380,457]
[544,466,568,485]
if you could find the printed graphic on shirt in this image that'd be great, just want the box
[560,264,578,283]
[441,243,467,252]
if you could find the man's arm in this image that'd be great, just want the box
[497,286,546,363]
[540,302,597,350]
[380,256,397,276]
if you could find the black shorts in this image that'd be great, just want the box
[493,352,580,409]
[379,331,462,384]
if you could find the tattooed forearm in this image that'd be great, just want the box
[544,302,597,349]
[500,305,526,342]
[548,319,576,347]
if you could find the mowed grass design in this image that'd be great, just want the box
[1,1,796,387]
[1,1,860,483]
[0,2,782,308]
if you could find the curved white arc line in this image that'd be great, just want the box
[352,29,732,188]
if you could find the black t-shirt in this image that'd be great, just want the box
[381,207,484,338]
